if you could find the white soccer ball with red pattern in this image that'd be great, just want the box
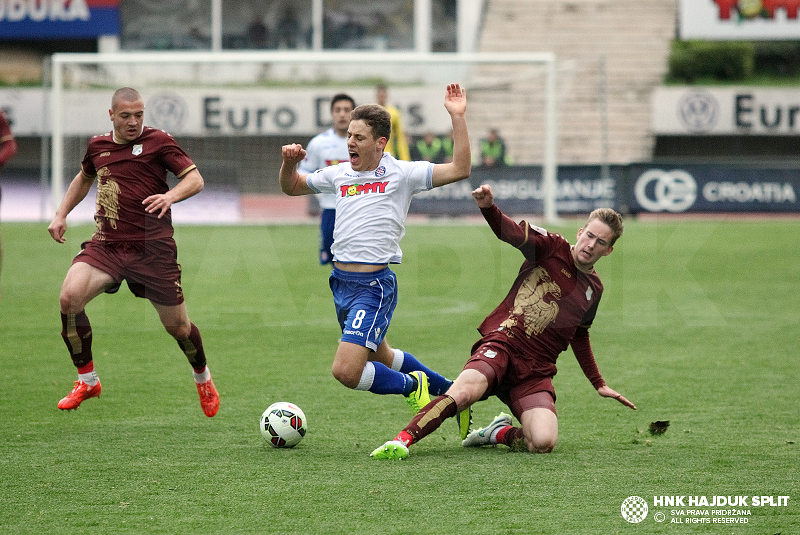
[260,402,307,448]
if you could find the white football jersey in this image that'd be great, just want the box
[299,128,349,210]
[306,153,434,264]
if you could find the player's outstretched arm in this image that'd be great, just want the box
[472,184,530,247]
[597,384,637,410]
[279,143,315,196]
[431,84,470,188]
[48,170,94,243]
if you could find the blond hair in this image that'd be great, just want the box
[586,208,624,246]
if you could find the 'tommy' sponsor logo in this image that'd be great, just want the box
[340,181,389,198]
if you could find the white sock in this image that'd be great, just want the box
[489,426,506,444]
[390,348,404,371]
[193,366,211,384]
[355,362,376,391]
[79,371,99,386]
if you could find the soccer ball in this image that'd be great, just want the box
[259,402,307,448]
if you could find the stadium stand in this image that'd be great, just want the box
[474,0,676,165]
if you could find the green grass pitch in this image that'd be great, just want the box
[0,217,798,534]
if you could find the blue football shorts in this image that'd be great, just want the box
[329,267,398,351]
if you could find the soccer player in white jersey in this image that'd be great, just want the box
[298,94,355,265]
[280,84,472,435]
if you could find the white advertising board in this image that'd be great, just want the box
[652,86,800,135]
[0,86,451,136]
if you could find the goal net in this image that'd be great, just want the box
[49,51,558,221]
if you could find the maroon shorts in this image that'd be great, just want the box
[464,336,557,418]
[74,238,184,306]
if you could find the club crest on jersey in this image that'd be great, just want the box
[375,166,386,177]
[586,287,593,301]
[340,180,389,198]
[132,144,143,156]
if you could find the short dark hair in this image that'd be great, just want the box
[112,87,142,110]
[350,104,391,141]
[330,93,355,111]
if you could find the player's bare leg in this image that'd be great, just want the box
[519,407,558,453]
[331,341,371,389]
[445,369,489,408]
[59,262,116,314]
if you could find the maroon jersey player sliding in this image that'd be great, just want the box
[48,87,220,417]
[371,184,636,460]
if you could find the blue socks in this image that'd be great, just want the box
[353,350,454,396]
[393,350,453,396]
[356,361,413,395]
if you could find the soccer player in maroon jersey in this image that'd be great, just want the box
[0,108,19,298]
[371,184,636,459]
[47,87,219,417]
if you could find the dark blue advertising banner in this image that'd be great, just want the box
[627,164,800,214]
[0,0,119,39]
[410,165,623,215]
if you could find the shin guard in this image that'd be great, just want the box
[177,323,207,372]
[404,395,459,444]
[61,311,93,368]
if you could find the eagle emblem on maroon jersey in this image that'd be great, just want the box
[500,266,562,337]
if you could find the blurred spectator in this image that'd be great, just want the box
[376,84,411,160]
[186,27,210,49]
[441,129,454,163]
[478,128,511,167]
[275,7,300,49]
[324,11,366,49]
[413,132,447,163]
[248,15,270,48]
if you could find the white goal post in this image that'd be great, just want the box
[49,51,558,222]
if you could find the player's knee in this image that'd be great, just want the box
[165,322,191,341]
[331,362,360,389]
[58,288,83,313]
[526,435,556,454]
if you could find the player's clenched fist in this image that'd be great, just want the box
[472,184,494,208]
[281,143,306,164]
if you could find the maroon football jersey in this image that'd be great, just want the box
[478,205,604,378]
[81,127,196,242]
[0,110,15,167]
